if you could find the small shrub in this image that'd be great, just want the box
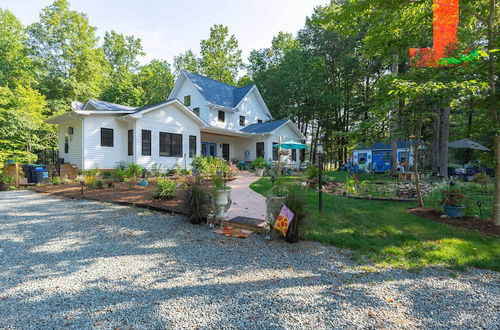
[151,163,163,177]
[184,175,210,224]
[96,179,104,189]
[86,168,100,178]
[442,189,464,207]
[113,168,126,182]
[192,156,230,177]
[252,157,267,169]
[181,169,191,176]
[305,165,319,179]
[51,176,61,185]
[212,173,230,191]
[125,163,144,182]
[84,175,97,189]
[102,170,113,178]
[154,177,176,199]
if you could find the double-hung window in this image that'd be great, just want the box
[218,111,225,123]
[142,130,151,156]
[184,95,191,106]
[100,128,114,147]
[239,116,245,126]
[128,130,133,156]
[160,132,183,157]
[189,135,196,158]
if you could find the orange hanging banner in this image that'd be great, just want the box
[410,0,459,67]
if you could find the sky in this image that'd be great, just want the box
[0,0,328,65]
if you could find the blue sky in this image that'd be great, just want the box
[1,0,328,65]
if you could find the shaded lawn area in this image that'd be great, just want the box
[250,177,500,271]
[323,171,397,183]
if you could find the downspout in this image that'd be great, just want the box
[81,117,85,170]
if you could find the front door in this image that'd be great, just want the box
[222,143,230,161]
[256,142,265,158]
[201,142,217,157]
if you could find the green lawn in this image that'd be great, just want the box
[250,177,500,271]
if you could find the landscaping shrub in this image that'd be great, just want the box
[252,157,267,169]
[85,168,100,178]
[51,176,61,185]
[96,179,104,189]
[125,163,144,182]
[305,165,319,179]
[113,168,126,182]
[150,163,164,177]
[183,175,210,224]
[102,170,113,178]
[84,175,97,189]
[154,177,176,199]
[283,184,308,243]
[192,156,230,177]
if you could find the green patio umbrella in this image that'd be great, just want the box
[273,140,308,150]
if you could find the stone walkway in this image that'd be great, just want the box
[226,171,266,220]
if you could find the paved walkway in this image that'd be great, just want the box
[226,171,266,220]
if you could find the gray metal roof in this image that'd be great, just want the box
[354,140,418,150]
[132,99,176,113]
[86,99,136,111]
[183,71,254,108]
[240,119,289,134]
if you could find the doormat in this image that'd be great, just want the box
[215,226,254,239]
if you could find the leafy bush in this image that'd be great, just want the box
[85,168,100,178]
[283,184,308,243]
[102,170,113,178]
[51,176,61,185]
[125,163,144,182]
[154,177,176,199]
[0,173,14,184]
[442,189,464,207]
[96,179,104,189]
[150,163,164,177]
[113,168,126,182]
[184,175,210,224]
[252,157,267,169]
[212,173,231,191]
[305,165,319,179]
[192,156,230,177]
[84,175,97,189]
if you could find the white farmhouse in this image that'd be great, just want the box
[47,71,305,170]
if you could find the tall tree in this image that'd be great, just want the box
[137,59,175,104]
[100,31,145,106]
[199,24,243,84]
[28,0,106,114]
[173,50,200,75]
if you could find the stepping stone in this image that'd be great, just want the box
[226,216,269,232]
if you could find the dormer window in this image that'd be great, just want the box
[257,119,263,124]
[239,116,245,126]
[218,111,225,123]
[184,95,191,106]
[193,107,200,116]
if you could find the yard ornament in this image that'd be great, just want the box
[274,204,294,236]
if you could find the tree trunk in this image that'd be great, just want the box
[390,54,399,173]
[439,105,450,178]
[432,104,441,174]
[414,120,424,208]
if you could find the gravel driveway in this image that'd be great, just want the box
[1,191,499,329]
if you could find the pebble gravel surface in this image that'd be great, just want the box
[0,190,499,329]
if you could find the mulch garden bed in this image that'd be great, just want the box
[30,180,212,215]
[407,207,500,237]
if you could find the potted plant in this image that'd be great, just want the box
[184,175,211,225]
[0,173,14,191]
[442,188,465,218]
[213,172,231,220]
[265,179,286,237]
[252,157,267,177]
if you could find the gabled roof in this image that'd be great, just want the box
[182,71,255,108]
[84,99,136,112]
[354,140,418,150]
[240,119,289,134]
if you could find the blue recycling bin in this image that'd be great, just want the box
[34,167,48,184]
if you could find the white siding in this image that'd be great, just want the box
[57,119,83,169]
[83,114,131,169]
[173,78,209,123]
[135,103,202,170]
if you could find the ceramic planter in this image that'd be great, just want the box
[443,205,465,218]
[215,189,231,219]
[255,168,265,177]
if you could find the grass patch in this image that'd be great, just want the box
[251,176,500,271]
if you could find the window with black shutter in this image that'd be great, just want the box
[218,111,225,122]
[100,128,114,147]
[64,135,69,154]
[189,135,196,158]
[128,130,133,156]
[142,130,151,156]
[160,132,183,157]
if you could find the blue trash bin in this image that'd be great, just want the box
[34,167,48,184]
